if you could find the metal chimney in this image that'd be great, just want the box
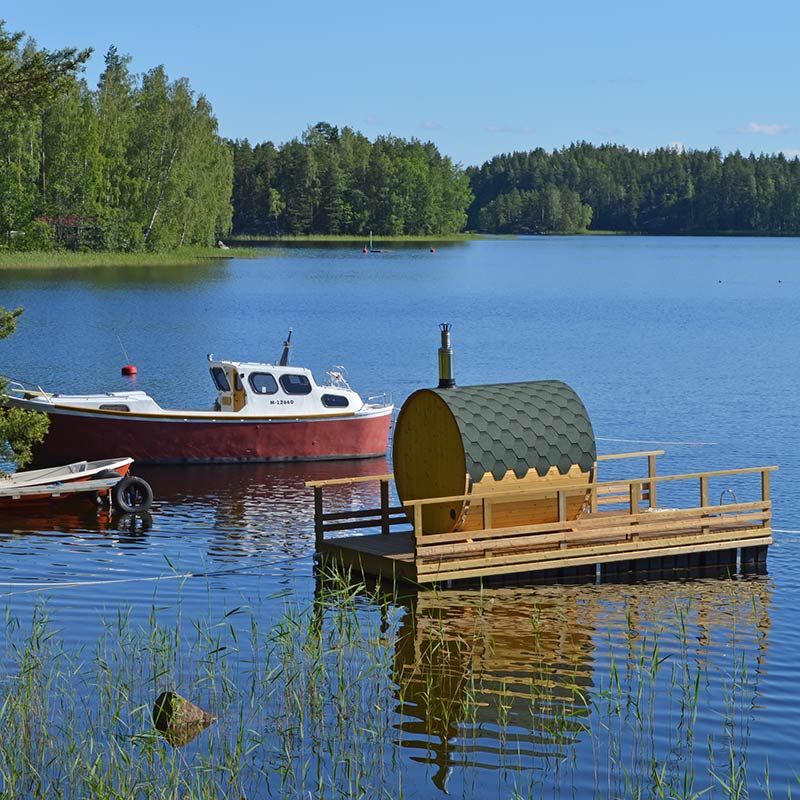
[437,323,455,388]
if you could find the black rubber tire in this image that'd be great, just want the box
[112,475,154,513]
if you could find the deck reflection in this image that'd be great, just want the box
[387,578,772,792]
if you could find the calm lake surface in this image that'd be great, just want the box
[1,236,799,797]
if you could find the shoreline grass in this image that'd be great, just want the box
[0,246,262,268]
[229,232,483,243]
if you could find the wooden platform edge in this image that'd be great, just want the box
[317,539,417,582]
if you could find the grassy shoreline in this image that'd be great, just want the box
[229,232,483,243]
[0,246,261,268]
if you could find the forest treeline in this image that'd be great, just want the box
[467,143,800,234]
[232,138,800,237]
[5,21,800,250]
[230,125,471,236]
[0,23,232,252]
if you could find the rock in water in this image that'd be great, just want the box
[152,691,216,747]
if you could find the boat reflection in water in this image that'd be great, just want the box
[387,578,772,793]
[136,457,389,559]
[0,458,388,562]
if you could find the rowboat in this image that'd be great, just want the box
[3,341,393,467]
[0,457,153,513]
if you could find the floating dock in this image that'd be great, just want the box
[308,450,775,585]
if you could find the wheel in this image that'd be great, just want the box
[112,475,154,513]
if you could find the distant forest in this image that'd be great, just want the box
[231,137,800,237]
[229,125,471,236]
[5,20,800,252]
[466,144,800,235]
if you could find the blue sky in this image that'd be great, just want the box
[5,0,798,165]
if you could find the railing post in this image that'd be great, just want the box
[314,486,324,548]
[380,479,390,534]
[590,481,598,513]
[647,453,658,509]
[629,481,641,514]
[557,490,567,522]
[700,475,709,535]
[413,503,423,562]
[628,481,642,539]
[483,497,493,529]
[761,469,771,528]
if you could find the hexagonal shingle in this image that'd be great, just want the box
[427,380,596,486]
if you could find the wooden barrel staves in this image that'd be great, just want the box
[393,381,596,534]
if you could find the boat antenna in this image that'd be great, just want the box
[279,328,292,366]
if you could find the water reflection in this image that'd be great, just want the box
[0,260,229,288]
[0,458,389,565]
[388,578,772,793]
[391,586,594,791]
[138,458,388,560]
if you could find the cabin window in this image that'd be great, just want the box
[322,394,349,408]
[280,374,312,395]
[210,367,231,392]
[249,372,279,395]
[99,404,130,412]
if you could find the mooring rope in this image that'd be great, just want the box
[0,552,313,598]
[597,436,718,446]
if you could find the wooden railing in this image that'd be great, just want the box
[593,449,663,510]
[306,473,408,547]
[307,455,776,554]
[404,465,776,581]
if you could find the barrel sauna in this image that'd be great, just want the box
[393,381,596,534]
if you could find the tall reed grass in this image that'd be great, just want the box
[0,569,783,798]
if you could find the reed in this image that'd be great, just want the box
[0,247,260,268]
[0,570,784,799]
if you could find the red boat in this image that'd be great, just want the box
[4,351,393,467]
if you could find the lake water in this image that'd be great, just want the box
[1,237,799,797]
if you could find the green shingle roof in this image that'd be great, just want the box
[432,381,596,483]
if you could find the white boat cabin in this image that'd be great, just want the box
[206,358,367,416]
[14,359,379,418]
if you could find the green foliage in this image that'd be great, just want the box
[0,20,91,109]
[468,143,800,234]
[0,405,49,470]
[230,122,473,236]
[10,220,55,251]
[0,28,232,253]
[477,186,592,233]
[0,307,22,340]
[0,307,49,470]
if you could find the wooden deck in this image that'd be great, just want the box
[309,451,776,586]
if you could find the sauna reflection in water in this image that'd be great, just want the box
[382,577,772,794]
[392,588,594,791]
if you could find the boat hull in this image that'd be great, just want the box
[28,406,393,467]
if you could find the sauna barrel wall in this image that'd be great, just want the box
[392,381,597,534]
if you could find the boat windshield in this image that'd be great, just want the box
[210,367,231,392]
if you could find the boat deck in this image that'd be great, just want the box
[309,451,775,586]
